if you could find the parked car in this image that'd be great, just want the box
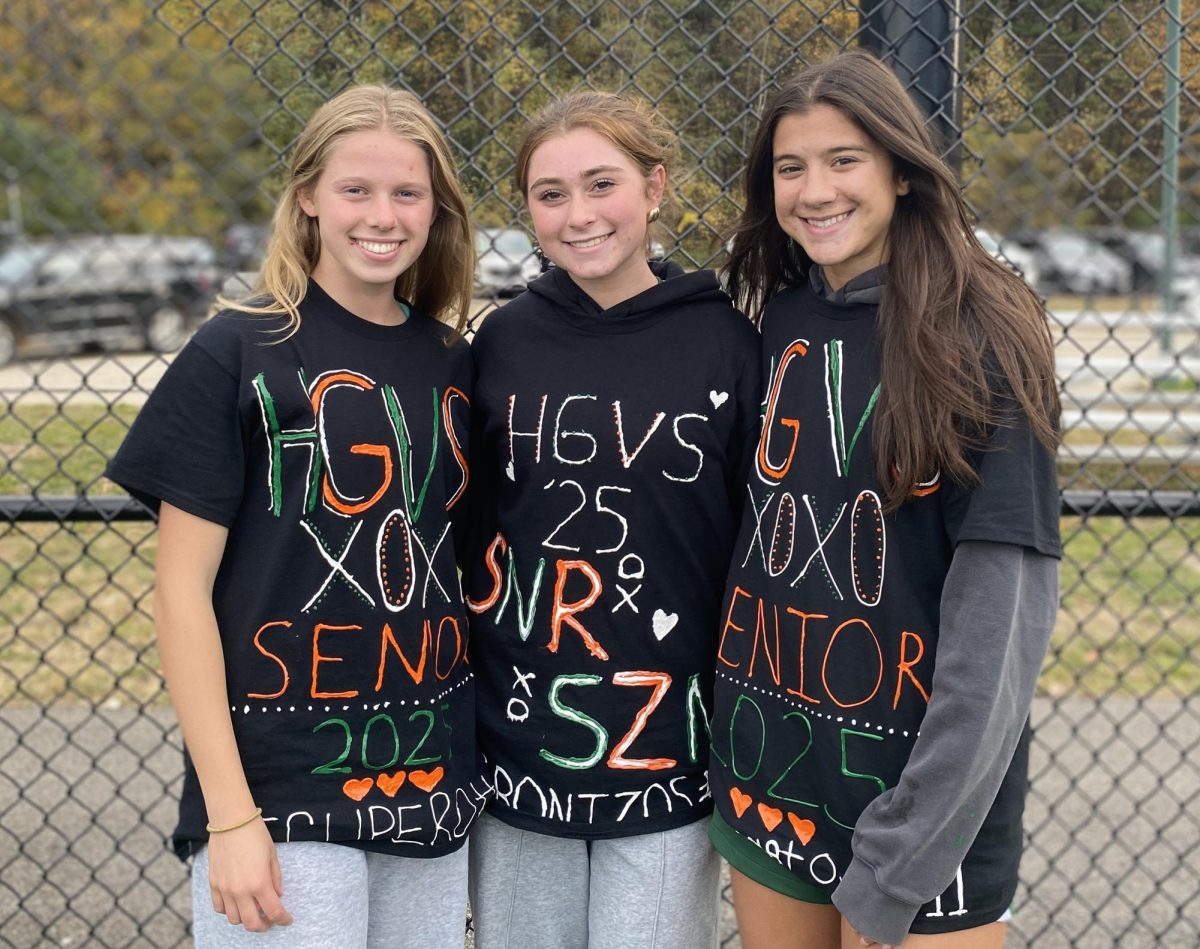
[475,228,540,296]
[0,234,218,366]
[1012,229,1133,296]
[1093,227,1200,302]
[223,223,270,270]
[974,228,1040,289]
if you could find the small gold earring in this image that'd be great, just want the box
[647,207,660,224]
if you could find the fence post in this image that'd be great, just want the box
[859,0,962,165]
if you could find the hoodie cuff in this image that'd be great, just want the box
[832,856,921,947]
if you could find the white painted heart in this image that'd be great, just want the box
[505,460,515,481]
[709,390,729,409]
[652,609,679,640]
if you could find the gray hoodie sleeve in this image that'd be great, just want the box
[830,539,1058,945]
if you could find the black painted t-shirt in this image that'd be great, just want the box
[709,281,1059,904]
[465,263,762,838]
[107,280,486,858]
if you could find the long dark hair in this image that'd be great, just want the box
[725,49,1060,511]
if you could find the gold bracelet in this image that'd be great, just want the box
[205,807,263,834]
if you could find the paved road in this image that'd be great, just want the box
[1,697,1195,947]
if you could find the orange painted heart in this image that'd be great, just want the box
[730,787,752,819]
[342,777,374,801]
[757,803,783,832]
[788,813,816,845]
[409,766,445,792]
[377,771,407,798]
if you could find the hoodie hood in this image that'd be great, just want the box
[523,259,733,334]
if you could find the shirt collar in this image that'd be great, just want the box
[808,263,888,305]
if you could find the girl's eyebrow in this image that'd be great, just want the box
[328,176,427,188]
[529,165,624,190]
[774,145,871,163]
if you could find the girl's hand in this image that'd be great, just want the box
[206,818,293,931]
[850,924,894,949]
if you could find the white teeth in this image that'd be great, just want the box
[357,239,399,254]
[569,235,608,249]
[807,212,851,230]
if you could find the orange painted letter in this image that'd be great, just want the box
[312,371,392,515]
[608,671,676,770]
[376,620,429,689]
[550,559,608,660]
[893,629,931,709]
[435,616,464,680]
[248,620,293,700]
[785,608,828,703]
[466,533,507,614]
[748,599,781,685]
[311,623,360,699]
[821,618,883,709]
[758,340,807,480]
[718,586,753,669]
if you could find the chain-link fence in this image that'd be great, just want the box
[1,1,1198,946]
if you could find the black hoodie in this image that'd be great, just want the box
[466,261,761,838]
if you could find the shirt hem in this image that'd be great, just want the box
[482,799,714,841]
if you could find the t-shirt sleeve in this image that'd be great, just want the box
[105,332,246,528]
[941,400,1061,558]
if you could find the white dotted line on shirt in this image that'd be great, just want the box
[714,668,919,739]
[231,670,474,715]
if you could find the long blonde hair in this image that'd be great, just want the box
[221,85,473,334]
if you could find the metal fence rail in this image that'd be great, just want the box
[2,1,1199,946]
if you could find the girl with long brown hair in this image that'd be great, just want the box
[709,50,1060,949]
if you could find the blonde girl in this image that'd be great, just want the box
[108,85,484,948]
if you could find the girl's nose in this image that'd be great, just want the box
[366,195,397,230]
[799,167,836,207]
[566,196,596,229]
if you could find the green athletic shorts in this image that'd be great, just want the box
[709,809,833,904]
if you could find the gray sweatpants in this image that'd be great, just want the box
[468,812,720,949]
[191,840,468,948]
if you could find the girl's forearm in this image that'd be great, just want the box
[155,503,256,828]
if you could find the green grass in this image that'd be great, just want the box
[1,520,163,706]
[1,404,161,705]
[0,405,1197,703]
[1043,517,1200,699]
[1058,459,1200,492]
[1153,374,1199,393]
[0,403,140,495]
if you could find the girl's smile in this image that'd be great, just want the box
[353,238,403,256]
[803,210,852,230]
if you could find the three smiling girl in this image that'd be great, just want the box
[110,48,1058,949]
